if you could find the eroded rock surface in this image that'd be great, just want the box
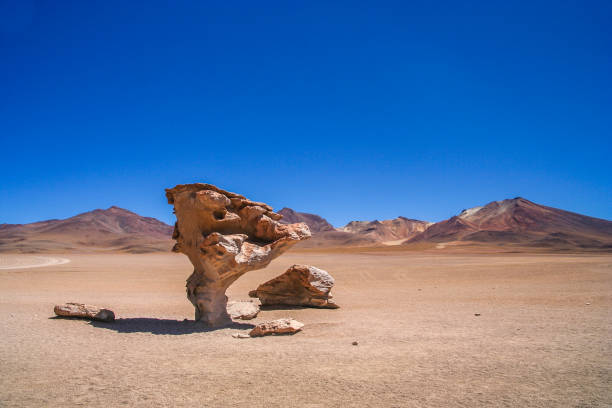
[227,300,260,320]
[54,303,115,322]
[249,264,339,309]
[166,183,311,326]
[249,318,304,337]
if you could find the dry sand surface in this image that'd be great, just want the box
[0,250,610,407]
[0,255,70,270]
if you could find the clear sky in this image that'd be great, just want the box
[1,1,610,227]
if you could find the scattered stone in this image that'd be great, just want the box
[227,300,260,320]
[248,318,304,337]
[249,264,339,309]
[474,313,481,317]
[585,302,591,305]
[54,303,115,322]
[165,183,311,327]
[232,333,251,339]
[352,341,359,346]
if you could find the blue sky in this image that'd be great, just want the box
[1,1,610,227]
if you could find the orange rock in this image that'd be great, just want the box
[249,264,339,309]
[165,183,310,327]
[54,303,115,322]
[249,318,304,337]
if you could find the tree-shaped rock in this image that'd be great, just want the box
[166,183,311,326]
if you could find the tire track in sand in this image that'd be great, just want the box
[0,255,71,270]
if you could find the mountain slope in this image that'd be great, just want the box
[0,207,174,253]
[278,207,377,248]
[341,217,431,242]
[407,198,612,250]
[277,208,335,233]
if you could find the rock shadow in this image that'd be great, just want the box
[51,316,254,335]
[260,304,337,311]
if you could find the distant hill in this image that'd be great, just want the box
[406,197,612,250]
[5,198,608,253]
[277,208,335,233]
[0,206,174,253]
[341,217,431,242]
[277,208,432,247]
[278,207,377,248]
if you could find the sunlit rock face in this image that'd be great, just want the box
[249,264,339,309]
[165,183,311,326]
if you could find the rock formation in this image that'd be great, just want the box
[249,318,304,337]
[249,264,339,309]
[54,303,115,322]
[166,183,311,326]
[227,300,260,320]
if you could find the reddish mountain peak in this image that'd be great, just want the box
[0,206,174,253]
[278,207,335,233]
[408,197,612,249]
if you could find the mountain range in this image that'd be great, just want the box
[406,197,612,250]
[1,198,610,253]
[0,206,173,253]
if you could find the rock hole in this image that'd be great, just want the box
[213,211,225,220]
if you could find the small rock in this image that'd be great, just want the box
[249,265,339,309]
[227,300,260,320]
[232,333,250,339]
[249,318,304,337]
[585,302,591,305]
[54,303,115,322]
[352,341,358,346]
[474,313,481,317]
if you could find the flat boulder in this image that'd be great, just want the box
[249,318,304,337]
[227,300,260,320]
[249,264,339,309]
[54,302,115,322]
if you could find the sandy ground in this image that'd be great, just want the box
[0,255,70,269]
[0,250,610,407]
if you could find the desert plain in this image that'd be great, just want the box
[1,247,610,407]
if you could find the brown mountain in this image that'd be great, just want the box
[341,217,431,242]
[407,197,612,250]
[0,206,174,253]
[278,207,377,248]
[277,207,335,233]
